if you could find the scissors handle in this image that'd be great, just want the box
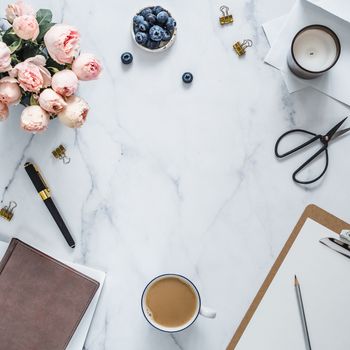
[275,129,320,158]
[293,145,329,184]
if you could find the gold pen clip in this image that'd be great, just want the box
[32,164,51,200]
[0,201,17,221]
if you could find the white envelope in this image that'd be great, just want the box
[263,0,350,105]
[263,14,307,93]
[0,241,105,350]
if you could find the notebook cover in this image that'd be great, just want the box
[0,238,100,350]
[226,204,350,349]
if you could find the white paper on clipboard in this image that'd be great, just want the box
[235,218,350,350]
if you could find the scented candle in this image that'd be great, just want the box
[287,25,341,79]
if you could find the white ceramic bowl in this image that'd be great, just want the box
[131,6,177,53]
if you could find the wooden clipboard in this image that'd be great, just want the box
[227,204,350,350]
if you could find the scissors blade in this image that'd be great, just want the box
[326,117,348,141]
[332,127,350,140]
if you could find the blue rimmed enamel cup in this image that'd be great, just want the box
[141,274,216,333]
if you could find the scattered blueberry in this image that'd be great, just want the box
[166,17,176,31]
[162,30,171,41]
[182,72,193,84]
[145,13,157,25]
[156,11,169,24]
[138,20,150,32]
[140,7,153,18]
[121,52,133,65]
[133,15,144,24]
[149,25,164,42]
[153,6,164,15]
[146,40,160,50]
[135,32,148,45]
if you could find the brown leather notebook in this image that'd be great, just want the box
[0,238,100,350]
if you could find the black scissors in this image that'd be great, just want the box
[275,117,350,184]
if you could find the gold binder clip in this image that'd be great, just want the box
[0,201,17,221]
[233,39,253,56]
[52,145,70,164]
[219,5,233,25]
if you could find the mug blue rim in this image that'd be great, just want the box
[141,273,202,333]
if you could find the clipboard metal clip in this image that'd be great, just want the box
[340,230,350,243]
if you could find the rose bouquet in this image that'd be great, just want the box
[0,1,102,132]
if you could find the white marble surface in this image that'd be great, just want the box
[0,0,349,349]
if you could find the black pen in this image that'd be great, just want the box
[24,162,75,248]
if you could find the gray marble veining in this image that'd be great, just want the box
[0,0,349,349]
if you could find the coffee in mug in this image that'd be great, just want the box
[141,274,216,332]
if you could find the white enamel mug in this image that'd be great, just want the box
[141,274,216,333]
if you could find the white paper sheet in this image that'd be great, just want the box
[263,14,307,92]
[235,218,350,350]
[0,241,105,350]
[263,0,350,105]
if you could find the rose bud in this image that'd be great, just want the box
[52,70,78,97]
[20,105,49,133]
[6,1,35,23]
[44,24,80,64]
[58,95,89,128]
[13,14,39,41]
[72,53,102,81]
[11,55,51,93]
[0,102,9,121]
[0,42,12,73]
[39,88,67,114]
[0,77,21,105]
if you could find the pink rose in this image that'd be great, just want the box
[58,95,89,128]
[11,55,51,93]
[5,1,35,23]
[44,24,80,64]
[0,42,12,73]
[51,70,78,97]
[72,53,102,81]
[20,105,49,133]
[0,102,9,121]
[0,77,21,105]
[13,15,39,41]
[39,88,67,114]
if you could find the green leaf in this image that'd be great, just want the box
[36,9,52,25]
[20,93,31,107]
[8,39,22,53]
[47,66,60,74]
[46,57,66,71]
[29,94,39,106]
[10,54,19,66]
[37,22,55,42]
[2,28,19,46]
[20,41,40,60]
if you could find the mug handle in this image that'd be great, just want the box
[200,306,217,319]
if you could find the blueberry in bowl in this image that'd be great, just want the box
[135,32,148,45]
[132,6,177,52]
[149,25,164,41]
